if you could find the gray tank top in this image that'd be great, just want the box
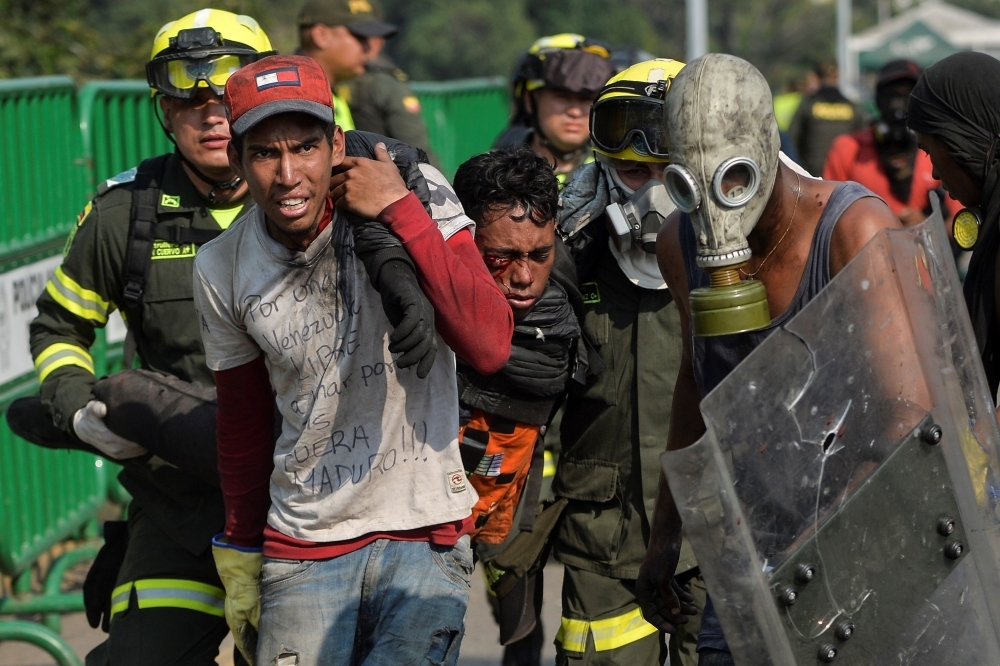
[680,182,877,398]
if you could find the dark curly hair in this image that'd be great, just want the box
[453,147,559,227]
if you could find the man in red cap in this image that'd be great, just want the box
[194,54,513,665]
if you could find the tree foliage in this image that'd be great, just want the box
[2,0,999,88]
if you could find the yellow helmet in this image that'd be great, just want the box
[512,33,615,99]
[590,58,686,163]
[146,9,275,99]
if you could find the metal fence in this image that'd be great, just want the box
[413,76,509,176]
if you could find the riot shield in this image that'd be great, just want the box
[663,199,1000,665]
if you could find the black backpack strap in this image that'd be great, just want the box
[122,155,171,312]
[120,155,223,367]
[151,225,222,245]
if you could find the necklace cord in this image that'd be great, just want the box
[740,172,801,279]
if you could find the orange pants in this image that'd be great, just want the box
[459,410,539,545]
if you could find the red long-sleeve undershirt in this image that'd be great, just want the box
[216,193,512,548]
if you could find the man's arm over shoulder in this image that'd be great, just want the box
[378,189,513,375]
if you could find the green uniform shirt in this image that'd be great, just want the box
[553,240,684,579]
[339,55,437,164]
[29,153,250,554]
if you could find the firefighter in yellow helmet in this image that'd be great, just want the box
[496,34,617,187]
[28,9,272,665]
[554,58,702,666]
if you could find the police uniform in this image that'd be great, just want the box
[338,54,436,162]
[788,85,865,177]
[30,153,250,666]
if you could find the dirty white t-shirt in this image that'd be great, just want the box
[193,167,477,542]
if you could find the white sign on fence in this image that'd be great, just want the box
[0,256,62,386]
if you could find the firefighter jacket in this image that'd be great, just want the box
[29,152,249,555]
[555,165,685,579]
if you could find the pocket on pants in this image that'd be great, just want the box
[430,536,474,589]
[260,558,318,591]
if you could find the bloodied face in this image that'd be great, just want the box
[474,204,556,322]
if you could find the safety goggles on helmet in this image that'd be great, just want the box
[664,157,761,213]
[590,78,672,159]
[590,96,669,158]
[146,27,273,100]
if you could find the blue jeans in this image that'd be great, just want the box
[256,536,473,665]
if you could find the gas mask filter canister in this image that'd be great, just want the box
[663,54,780,336]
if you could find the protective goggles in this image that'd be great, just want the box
[590,96,669,158]
[664,157,761,212]
[146,28,272,100]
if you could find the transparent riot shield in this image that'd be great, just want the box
[663,199,1000,665]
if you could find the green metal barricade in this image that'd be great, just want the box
[411,77,510,177]
[0,77,89,255]
[0,78,106,666]
[79,81,173,186]
[0,250,105,666]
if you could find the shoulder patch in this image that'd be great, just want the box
[160,193,180,208]
[402,96,422,114]
[96,166,138,196]
[76,201,93,227]
[104,167,137,190]
[392,68,408,82]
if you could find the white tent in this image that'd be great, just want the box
[845,0,1000,98]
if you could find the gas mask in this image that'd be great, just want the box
[601,164,674,289]
[605,177,672,254]
[662,54,781,336]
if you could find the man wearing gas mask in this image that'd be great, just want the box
[824,59,954,227]
[554,58,698,666]
[633,54,901,666]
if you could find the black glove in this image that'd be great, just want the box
[377,259,437,378]
[83,520,129,632]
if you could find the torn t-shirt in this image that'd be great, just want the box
[193,165,477,542]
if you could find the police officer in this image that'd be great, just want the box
[555,59,697,666]
[496,34,617,188]
[296,0,399,134]
[788,59,865,177]
[28,9,273,665]
[318,0,438,160]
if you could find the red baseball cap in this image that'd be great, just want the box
[224,55,334,136]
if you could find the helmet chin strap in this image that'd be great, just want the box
[175,150,243,205]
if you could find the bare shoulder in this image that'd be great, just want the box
[657,209,690,309]
[829,192,902,276]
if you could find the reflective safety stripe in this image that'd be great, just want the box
[543,450,556,478]
[556,607,658,654]
[556,616,590,653]
[590,607,658,651]
[34,343,95,381]
[109,579,226,619]
[45,266,111,323]
[109,582,133,619]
